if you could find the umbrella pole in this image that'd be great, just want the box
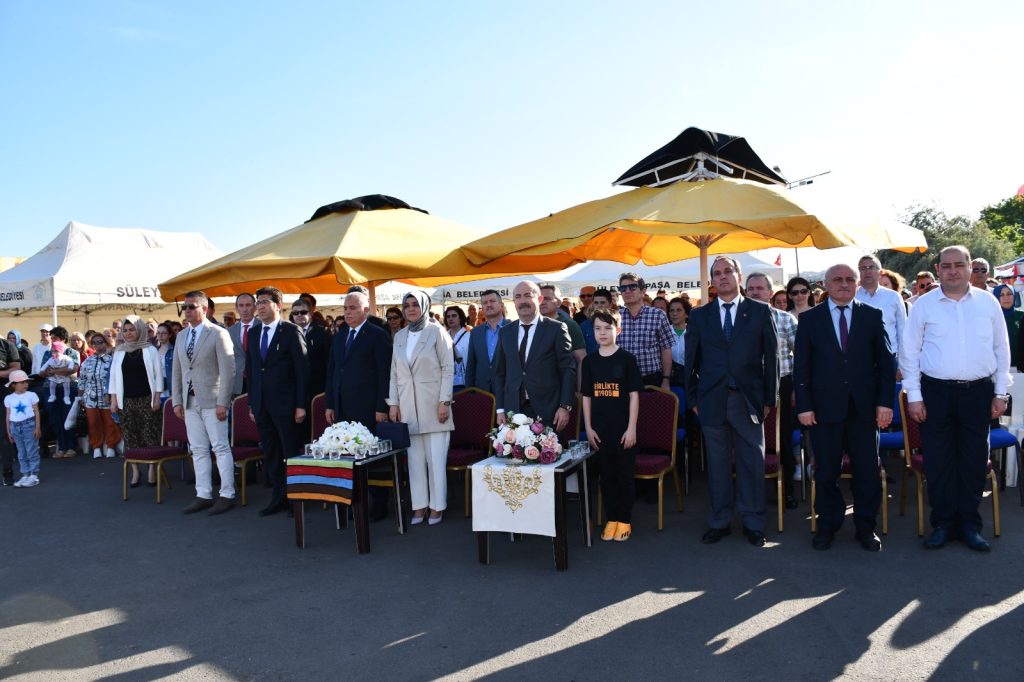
[367,281,377,309]
[700,245,709,303]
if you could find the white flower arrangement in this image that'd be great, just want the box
[315,421,378,455]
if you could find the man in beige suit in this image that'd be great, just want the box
[172,290,236,515]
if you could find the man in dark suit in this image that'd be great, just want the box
[494,281,576,430]
[685,256,779,547]
[324,290,392,520]
[228,293,260,397]
[246,286,309,516]
[290,298,331,399]
[795,263,895,551]
[466,289,509,395]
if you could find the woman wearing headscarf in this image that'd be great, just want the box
[992,284,1023,369]
[386,290,455,525]
[108,315,164,487]
[6,330,32,373]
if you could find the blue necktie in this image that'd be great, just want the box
[345,328,356,356]
[260,326,269,361]
[722,302,734,342]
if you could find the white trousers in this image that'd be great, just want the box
[185,398,235,500]
[408,431,450,511]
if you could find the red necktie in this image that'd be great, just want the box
[242,323,249,352]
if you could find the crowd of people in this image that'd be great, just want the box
[1,246,1013,552]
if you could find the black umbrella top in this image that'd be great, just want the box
[307,194,428,222]
[614,127,786,187]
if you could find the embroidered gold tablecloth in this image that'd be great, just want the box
[471,455,569,536]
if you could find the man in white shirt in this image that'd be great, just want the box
[30,324,53,376]
[970,258,992,290]
[900,245,1011,552]
[855,255,906,361]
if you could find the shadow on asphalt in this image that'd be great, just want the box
[1,455,1022,680]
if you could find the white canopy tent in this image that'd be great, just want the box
[552,253,784,297]
[0,221,223,327]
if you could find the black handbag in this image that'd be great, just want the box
[375,421,411,450]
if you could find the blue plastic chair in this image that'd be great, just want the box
[989,427,1020,494]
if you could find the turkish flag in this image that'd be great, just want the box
[774,253,782,267]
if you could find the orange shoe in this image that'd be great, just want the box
[601,521,619,541]
[614,523,632,542]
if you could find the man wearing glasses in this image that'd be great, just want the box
[970,258,992,291]
[855,255,906,362]
[172,290,237,516]
[617,273,674,389]
[290,300,330,400]
[901,246,1010,551]
[574,286,596,324]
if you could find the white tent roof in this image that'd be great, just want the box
[0,221,223,311]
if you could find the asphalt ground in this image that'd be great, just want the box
[1,454,1022,681]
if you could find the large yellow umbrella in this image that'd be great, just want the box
[159,200,489,301]
[438,178,924,297]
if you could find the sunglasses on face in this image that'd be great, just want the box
[386,315,400,321]
[619,283,640,291]
[789,288,809,296]
[181,303,201,311]
[972,267,988,273]
[91,339,106,346]
[292,310,309,316]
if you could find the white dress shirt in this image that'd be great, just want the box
[855,285,906,356]
[827,298,852,347]
[405,328,421,362]
[184,322,204,351]
[517,318,538,362]
[899,286,1012,402]
[718,295,742,328]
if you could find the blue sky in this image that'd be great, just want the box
[2,1,1021,267]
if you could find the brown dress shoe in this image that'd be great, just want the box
[183,497,215,514]
[207,497,236,516]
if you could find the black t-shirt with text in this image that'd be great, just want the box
[581,347,642,441]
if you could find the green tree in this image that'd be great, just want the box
[980,195,1024,256]
[877,204,1016,281]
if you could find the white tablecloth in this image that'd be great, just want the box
[471,456,569,537]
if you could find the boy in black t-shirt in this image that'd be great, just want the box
[581,308,642,542]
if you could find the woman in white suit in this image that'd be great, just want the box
[387,290,455,525]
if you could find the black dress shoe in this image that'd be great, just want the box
[856,530,882,552]
[785,495,798,510]
[129,479,141,488]
[961,529,991,552]
[923,527,947,549]
[207,497,236,516]
[701,527,731,544]
[812,530,834,551]
[183,497,215,514]
[259,501,287,517]
[743,527,766,547]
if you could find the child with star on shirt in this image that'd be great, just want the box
[4,370,41,487]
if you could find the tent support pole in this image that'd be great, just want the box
[52,302,57,326]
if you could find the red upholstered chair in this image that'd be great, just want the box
[122,399,190,503]
[446,388,496,516]
[599,386,683,530]
[229,394,265,507]
[310,393,327,443]
[897,390,1001,537]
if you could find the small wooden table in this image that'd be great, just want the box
[474,453,593,571]
[286,449,405,554]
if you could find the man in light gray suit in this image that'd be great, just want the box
[227,293,260,396]
[494,281,576,431]
[173,290,236,516]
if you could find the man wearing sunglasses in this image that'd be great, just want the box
[617,273,674,389]
[291,300,330,400]
[970,258,992,291]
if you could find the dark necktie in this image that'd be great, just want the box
[345,328,356,356]
[518,323,532,404]
[722,302,734,342]
[837,305,849,352]
[186,328,196,361]
[241,323,249,352]
[260,326,270,361]
[518,323,532,365]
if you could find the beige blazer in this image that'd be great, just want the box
[171,321,235,410]
[387,324,455,435]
